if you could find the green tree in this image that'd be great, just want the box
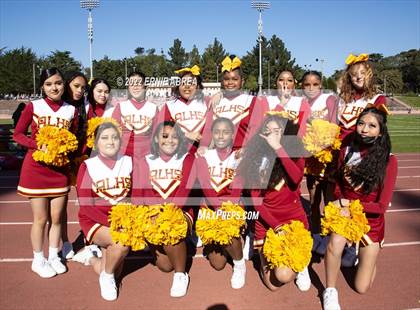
[93,56,124,88]
[188,45,201,67]
[168,39,187,71]
[242,35,301,89]
[201,38,227,82]
[0,47,38,94]
[41,50,82,76]
[135,47,145,56]
[243,74,257,92]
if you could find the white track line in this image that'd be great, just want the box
[394,189,420,192]
[1,243,419,263]
[398,166,420,169]
[386,208,420,213]
[0,200,78,204]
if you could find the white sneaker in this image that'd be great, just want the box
[49,256,67,274]
[72,247,94,266]
[99,272,117,301]
[323,287,341,310]
[62,241,74,260]
[295,267,311,291]
[31,258,56,278]
[170,272,189,297]
[231,263,246,289]
[88,244,102,258]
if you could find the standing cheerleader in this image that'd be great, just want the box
[237,114,311,291]
[193,117,246,289]
[132,121,194,297]
[112,71,158,158]
[250,70,311,139]
[158,65,210,154]
[301,70,338,253]
[75,122,132,301]
[322,107,397,310]
[338,53,388,140]
[200,55,257,150]
[87,78,114,118]
[13,68,77,278]
[60,71,89,259]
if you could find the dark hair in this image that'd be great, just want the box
[275,69,295,82]
[63,72,89,147]
[127,71,147,100]
[87,78,111,106]
[211,117,235,133]
[238,115,302,190]
[93,122,121,150]
[173,71,204,100]
[340,107,391,194]
[150,121,187,159]
[301,70,322,84]
[39,67,64,97]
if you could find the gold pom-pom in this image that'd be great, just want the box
[321,199,370,243]
[303,119,341,165]
[86,117,121,149]
[32,126,78,167]
[143,203,188,246]
[195,201,246,246]
[109,203,148,251]
[262,221,313,272]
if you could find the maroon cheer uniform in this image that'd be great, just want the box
[13,98,77,197]
[338,93,386,140]
[334,135,398,245]
[242,148,308,247]
[132,152,195,226]
[77,154,132,243]
[157,96,210,154]
[200,93,257,150]
[112,98,158,158]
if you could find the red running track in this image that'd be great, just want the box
[0,153,419,309]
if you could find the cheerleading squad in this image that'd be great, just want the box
[13,53,397,310]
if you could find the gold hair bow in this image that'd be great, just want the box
[265,110,293,120]
[221,56,242,72]
[345,53,369,65]
[366,103,391,115]
[175,65,200,76]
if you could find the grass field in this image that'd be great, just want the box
[396,96,420,108]
[1,115,419,153]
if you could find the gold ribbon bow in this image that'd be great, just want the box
[221,56,242,72]
[366,103,391,115]
[345,53,369,65]
[175,65,201,76]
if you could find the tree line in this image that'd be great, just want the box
[0,38,418,95]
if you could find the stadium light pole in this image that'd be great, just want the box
[80,0,100,81]
[316,58,325,80]
[252,1,270,95]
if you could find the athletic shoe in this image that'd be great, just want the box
[170,272,189,297]
[99,272,117,301]
[62,241,74,260]
[323,287,341,310]
[72,246,94,266]
[88,244,102,258]
[231,263,246,289]
[31,258,56,278]
[295,267,311,291]
[49,256,67,274]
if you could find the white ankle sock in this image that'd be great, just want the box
[101,271,114,279]
[33,251,44,262]
[48,247,59,260]
[233,258,245,266]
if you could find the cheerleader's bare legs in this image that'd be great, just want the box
[259,250,295,291]
[30,196,67,277]
[88,226,129,301]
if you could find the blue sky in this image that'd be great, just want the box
[1,0,419,77]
